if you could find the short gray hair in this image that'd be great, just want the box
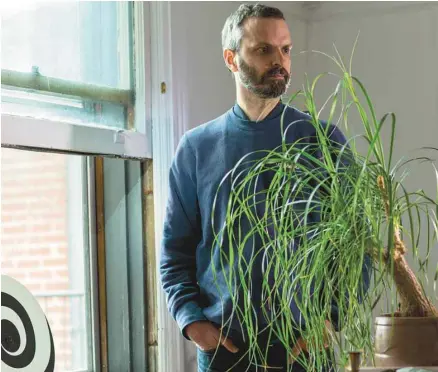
[221,4,285,52]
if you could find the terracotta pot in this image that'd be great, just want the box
[374,314,438,367]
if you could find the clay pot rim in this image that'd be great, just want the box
[375,313,438,325]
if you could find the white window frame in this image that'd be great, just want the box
[1,115,150,160]
[148,2,188,372]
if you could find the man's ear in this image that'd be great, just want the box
[223,49,238,73]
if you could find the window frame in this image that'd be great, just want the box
[86,157,102,372]
[1,114,150,160]
[148,2,188,371]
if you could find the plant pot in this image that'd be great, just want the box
[374,314,438,367]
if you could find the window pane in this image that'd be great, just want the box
[1,148,95,372]
[1,1,131,89]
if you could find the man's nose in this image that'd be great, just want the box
[271,48,287,67]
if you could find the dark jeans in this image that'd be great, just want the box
[197,333,334,372]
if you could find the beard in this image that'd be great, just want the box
[237,56,291,99]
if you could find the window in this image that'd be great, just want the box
[1,2,151,371]
[1,2,131,128]
[1,148,96,371]
[1,149,150,372]
[1,1,150,159]
[1,2,130,88]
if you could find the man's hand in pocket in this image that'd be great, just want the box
[185,320,239,353]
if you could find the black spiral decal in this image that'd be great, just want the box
[1,275,55,372]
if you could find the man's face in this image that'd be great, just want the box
[235,17,292,99]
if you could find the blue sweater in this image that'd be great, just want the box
[160,102,364,339]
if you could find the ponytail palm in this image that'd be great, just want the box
[211,45,438,371]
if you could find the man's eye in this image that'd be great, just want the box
[258,46,269,53]
[283,47,292,54]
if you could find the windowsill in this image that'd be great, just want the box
[1,114,151,159]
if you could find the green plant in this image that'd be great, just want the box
[211,41,438,371]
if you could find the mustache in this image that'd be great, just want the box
[264,66,289,79]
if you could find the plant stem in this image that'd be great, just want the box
[390,252,438,317]
[377,175,438,317]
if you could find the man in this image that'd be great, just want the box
[160,4,349,371]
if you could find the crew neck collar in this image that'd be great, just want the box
[230,101,287,131]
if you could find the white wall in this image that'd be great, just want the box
[303,0,438,316]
